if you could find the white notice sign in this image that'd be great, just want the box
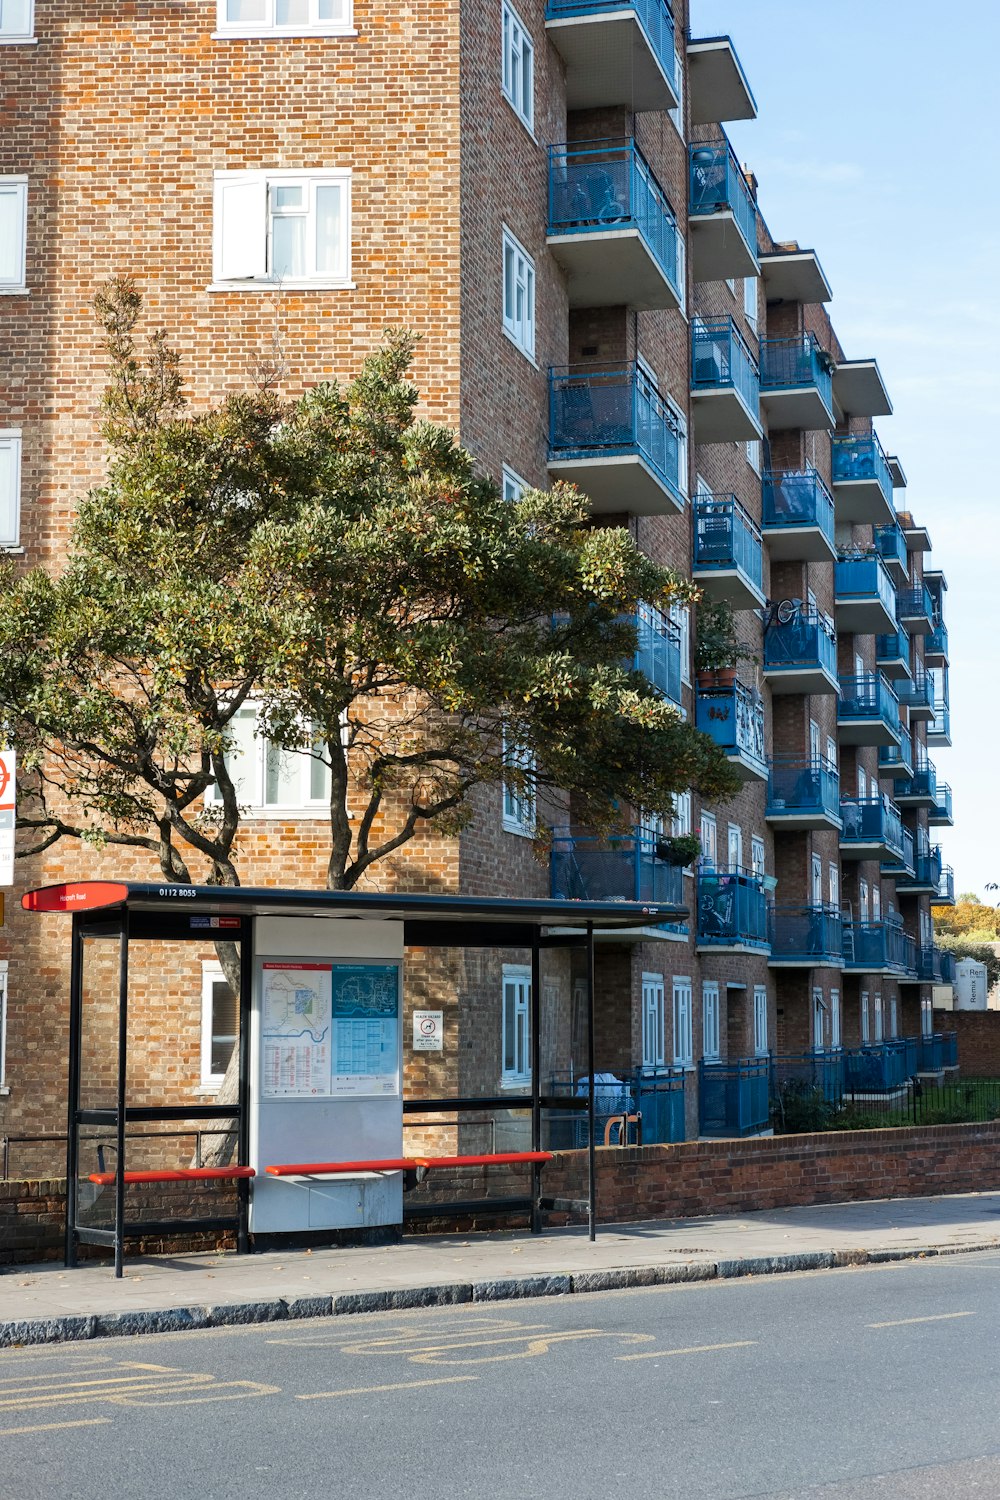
[412,1010,443,1051]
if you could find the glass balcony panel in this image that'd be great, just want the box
[837,672,901,745]
[834,553,897,633]
[873,522,908,580]
[896,584,934,633]
[760,468,836,561]
[759,334,834,430]
[843,921,917,975]
[690,318,761,442]
[925,621,949,662]
[692,493,764,606]
[895,669,935,719]
[878,727,913,779]
[875,626,911,679]
[929,782,953,825]
[548,362,684,514]
[830,433,894,523]
[696,865,770,950]
[688,136,758,281]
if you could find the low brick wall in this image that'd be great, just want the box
[937,1010,1000,1076]
[1,1179,65,1264]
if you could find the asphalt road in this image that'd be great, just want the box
[5,1252,1000,1500]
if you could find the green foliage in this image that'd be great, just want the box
[693,597,757,673]
[935,935,1000,989]
[0,280,741,892]
[933,899,1000,940]
[770,1080,834,1134]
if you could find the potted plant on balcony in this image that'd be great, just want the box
[694,598,757,689]
[654,832,702,867]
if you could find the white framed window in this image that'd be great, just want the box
[829,863,839,911]
[811,853,823,906]
[502,226,535,360]
[642,973,665,1068]
[200,962,238,1087]
[861,990,870,1043]
[859,878,869,923]
[0,0,34,42]
[212,169,351,289]
[502,965,531,1085]
[702,980,720,1062]
[665,394,689,503]
[812,987,825,1050]
[743,275,758,333]
[501,1,534,132]
[0,430,22,546]
[872,885,881,921]
[700,811,717,868]
[671,790,692,838]
[874,992,884,1042]
[214,0,355,38]
[753,985,768,1056]
[920,995,933,1038]
[671,603,691,685]
[726,277,736,294]
[209,704,331,813]
[744,439,761,474]
[502,465,527,503]
[0,962,7,1091]
[672,977,693,1066]
[0,177,28,291]
[727,823,743,871]
[857,766,868,800]
[751,835,766,881]
[889,996,898,1039]
[826,735,838,769]
[809,718,821,761]
[830,989,841,1049]
[669,44,684,137]
[501,730,536,836]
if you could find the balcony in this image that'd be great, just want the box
[896,584,934,635]
[763,608,838,695]
[548,362,684,515]
[549,827,685,940]
[769,904,844,967]
[758,247,832,305]
[900,511,931,551]
[842,1041,916,1092]
[896,842,943,895]
[936,867,956,906]
[833,553,897,635]
[687,36,757,125]
[915,1033,958,1071]
[928,702,952,748]
[688,137,758,282]
[831,358,893,420]
[830,433,894,526]
[544,0,680,112]
[692,494,764,609]
[696,866,770,952]
[925,621,949,667]
[842,921,917,977]
[875,626,911,681]
[881,825,915,880]
[895,760,937,808]
[695,679,767,782]
[761,468,836,563]
[698,1057,770,1138]
[929,782,954,826]
[878,727,914,781]
[758,334,835,432]
[895,669,934,722]
[837,673,901,747]
[547,141,682,311]
[629,601,683,707]
[690,318,762,443]
[839,795,906,864]
[916,947,952,983]
[873,523,909,585]
[766,756,841,831]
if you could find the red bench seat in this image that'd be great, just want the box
[88,1166,255,1185]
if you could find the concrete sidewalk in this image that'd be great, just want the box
[4,1190,1000,1346]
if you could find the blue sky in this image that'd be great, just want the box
[691,0,999,900]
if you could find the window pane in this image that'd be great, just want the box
[225,708,259,803]
[314,185,343,276]
[0,186,23,284]
[317,0,343,17]
[211,980,238,1075]
[0,0,31,35]
[271,185,304,210]
[309,740,330,802]
[0,438,19,546]
[271,214,306,278]
[265,740,302,805]
[227,0,267,20]
[503,243,514,323]
[276,0,308,20]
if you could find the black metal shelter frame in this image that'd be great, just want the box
[22,881,684,1277]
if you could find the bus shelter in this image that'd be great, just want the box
[22,880,684,1276]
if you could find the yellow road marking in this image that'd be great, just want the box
[408,1329,652,1366]
[297,1376,479,1401]
[110,1381,281,1408]
[270,1319,549,1351]
[868,1311,975,1328]
[616,1340,758,1362]
[0,1418,113,1437]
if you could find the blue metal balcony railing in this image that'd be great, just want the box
[698,1057,770,1137]
[547,1066,686,1147]
[830,433,893,504]
[771,904,844,964]
[840,796,905,860]
[843,1041,913,1092]
[691,317,760,415]
[896,761,937,800]
[898,842,943,890]
[878,727,913,777]
[764,608,838,677]
[843,921,917,975]
[926,622,949,659]
[931,783,954,822]
[917,945,955,983]
[931,703,951,740]
[771,1052,845,1106]
[874,523,908,575]
[759,334,833,411]
[880,824,915,879]
[918,1033,958,1071]
[767,756,840,823]
[896,671,934,714]
[896,585,934,626]
[937,866,956,903]
[696,865,771,949]
[838,673,901,736]
[696,681,766,772]
[875,626,911,668]
[761,468,836,548]
[550,827,685,909]
[693,494,764,596]
[835,553,897,616]
[549,362,683,504]
[688,136,757,253]
[547,140,681,301]
[631,601,683,708]
[545,0,678,100]
[633,1068,686,1144]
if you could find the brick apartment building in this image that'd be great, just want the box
[0,0,956,1171]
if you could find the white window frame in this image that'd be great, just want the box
[744,439,761,474]
[0,962,7,1092]
[669,42,684,137]
[214,0,356,39]
[874,991,884,1042]
[858,766,868,800]
[501,0,534,134]
[811,853,823,906]
[889,995,898,1039]
[672,977,693,1067]
[0,176,28,292]
[211,169,352,290]
[920,996,933,1038]
[671,790,692,838]
[727,823,743,872]
[501,730,536,837]
[0,429,22,547]
[702,980,720,1062]
[665,393,688,504]
[812,987,825,1051]
[861,990,870,1043]
[826,735,838,770]
[200,961,239,1089]
[751,835,766,881]
[642,973,666,1068]
[753,986,768,1056]
[700,811,717,868]
[872,885,881,921]
[743,275,758,333]
[830,989,841,1049]
[207,703,330,816]
[829,863,839,912]
[671,603,691,685]
[859,878,869,923]
[501,465,527,503]
[502,964,531,1086]
[502,226,535,360]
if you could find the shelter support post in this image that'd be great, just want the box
[64,916,84,1269]
[113,911,130,1279]
[530,933,541,1234]
[587,920,596,1242]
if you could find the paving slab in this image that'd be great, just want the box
[3,1190,1000,1345]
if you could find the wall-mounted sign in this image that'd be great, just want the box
[412,1010,443,1051]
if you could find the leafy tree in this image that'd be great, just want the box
[933,900,1000,942]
